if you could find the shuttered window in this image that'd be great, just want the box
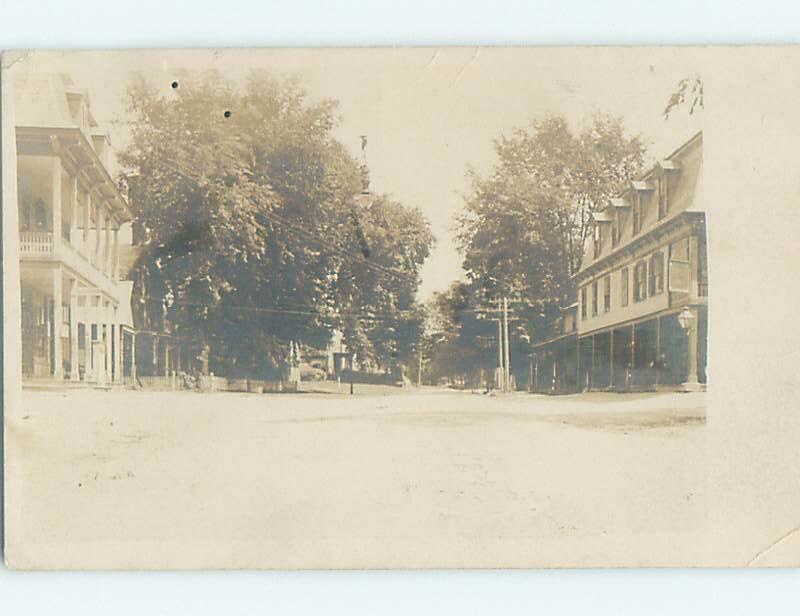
[633,260,647,302]
[621,267,629,307]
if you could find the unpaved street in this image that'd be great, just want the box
[6,388,708,568]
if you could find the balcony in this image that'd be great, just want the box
[20,231,53,255]
[19,231,119,295]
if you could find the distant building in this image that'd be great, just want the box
[531,131,707,392]
[117,242,188,387]
[16,74,130,384]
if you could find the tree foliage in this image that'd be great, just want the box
[432,114,646,388]
[456,114,646,344]
[119,72,433,377]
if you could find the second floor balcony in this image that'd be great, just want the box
[19,229,121,295]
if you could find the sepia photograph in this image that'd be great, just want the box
[0,46,789,570]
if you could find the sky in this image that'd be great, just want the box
[15,48,705,299]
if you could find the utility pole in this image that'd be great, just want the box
[417,342,423,387]
[503,296,511,392]
[496,298,504,391]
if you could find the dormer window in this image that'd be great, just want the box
[593,224,602,259]
[657,174,669,219]
[632,191,642,235]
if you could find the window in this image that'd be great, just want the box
[633,260,647,302]
[632,192,642,235]
[591,280,598,316]
[621,267,629,307]
[657,174,669,219]
[668,237,690,293]
[648,251,664,296]
[611,211,620,247]
[603,275,611,312]
[580,286,587,320]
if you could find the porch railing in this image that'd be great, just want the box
[19,231,53,255]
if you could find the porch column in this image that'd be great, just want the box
[655,317,661,386]
[112,227,119,281]
[609,329,615,390]
[113,309,121,383]
[152,336,158,376]
[104,303,112,384]
[552,351,557,391]
[83,189,90,245]
[528,356,533,393]
[69,175,78,245]
[104,212,111,276]
[52,156,62,253]
[684,307,700,389]
[689,235,699,297]
[84,306,93,381]
[69,279,79,381]
[130,332,137,382]
[52,267,63,379]
[164,343,170,377]
[630,323,636,389]
[95,200,102,267]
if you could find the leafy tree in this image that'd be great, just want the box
[119,73,432,378]
[455,114,646,386]
[331,195,433,371]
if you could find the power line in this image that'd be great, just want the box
[135,293,422,322]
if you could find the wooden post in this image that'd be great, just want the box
[94,201,100,265]
[503,296,511,391]
[51,156,62,253]
[112,227,119,281]
[104,305,112,384]
[417,342,423,387]
[69,278,79,381]
[83,190,90,245]
[69,175,78,245]
[84,309,92,381]
[609,328,615,391]
[552,349,557,391]
[152,335,158,377]
[685,308,699,387]
[630,323,636,390]
[104,213,111,276]
[496,300,503,390]
[528,356,533,393]
[52,267,63,379]
[130,332,137,383]
[113,309,121,383]
[655,316,661,387]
